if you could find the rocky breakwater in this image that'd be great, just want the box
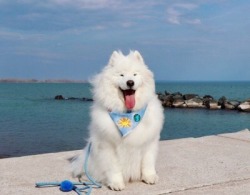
[54,95,93,101]
[54,93,250,112]
[238,99,250,112]
[158,92,250,112]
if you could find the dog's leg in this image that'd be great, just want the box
[141,140,159,184]
[92,142,125,191]
[107,171,125,191]
[104,152,125,190]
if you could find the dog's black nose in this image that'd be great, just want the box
[126,80,134,87]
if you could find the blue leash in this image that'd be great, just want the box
[36,143,102,194]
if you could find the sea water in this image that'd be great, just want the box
[0,82,249,157]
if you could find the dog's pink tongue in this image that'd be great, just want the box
[124,90,135,110]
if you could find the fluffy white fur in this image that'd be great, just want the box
[71,50,164,191]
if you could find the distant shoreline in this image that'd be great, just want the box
[0,78,88,83]
[1,78,250,84]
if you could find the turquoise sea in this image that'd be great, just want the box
[0,82,250,158]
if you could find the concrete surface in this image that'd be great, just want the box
[0,129,249,195]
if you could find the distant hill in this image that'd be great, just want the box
[0,78,88,83]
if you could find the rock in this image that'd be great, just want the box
[203,95,216,109]
[162,95,174,107]
[218,96,227,109]
[156,91,250,113]
[55,95,64,100]
[68,97,78,100]
[203,99,210,108]
[172,92,182,96]
[164,91,171,96]
[67,97,93,101]
[204,99,221,110]
[238,100,250,112]
[224,100,240,110]
[82,97,93,101]
[224,102,235,110]
[55,95,93,101]
[185,98,204,108]
[209,100,221,110]
[183,94,199,100]
[172,97,186,108]
[229,100,241,107]
[172,92,183,101]
[203,95,214,100]
[158,93,167,106]
[157,93,165,101]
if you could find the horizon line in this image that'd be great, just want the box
[0,78,250,83]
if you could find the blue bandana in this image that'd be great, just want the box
[109,106,147,137]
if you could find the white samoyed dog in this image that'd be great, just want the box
[71,50,164,191]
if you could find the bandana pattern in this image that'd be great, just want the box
[109,106,147,137]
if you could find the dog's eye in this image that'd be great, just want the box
[134,74,137,76]
[120,74,124,77]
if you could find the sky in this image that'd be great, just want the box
[0,0,250,81]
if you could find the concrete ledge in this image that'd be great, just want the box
[0,129,250,195]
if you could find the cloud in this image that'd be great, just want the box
[0,28,47,41]
[186,18,201,25]
[92,25,106,30]
[167,7,181,24]
[1,0,158,33]
[40,0,120,10]
[0,1,204,37]
[120,22,135,28]
[0,29,22,40]
[167,3,201,25]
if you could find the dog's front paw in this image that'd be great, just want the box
[142,173,159,185]
[108,181,125,191]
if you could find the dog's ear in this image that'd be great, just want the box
[108,50,122,66]
[133,50,144,64]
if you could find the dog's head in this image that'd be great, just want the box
[91,50,155,112]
